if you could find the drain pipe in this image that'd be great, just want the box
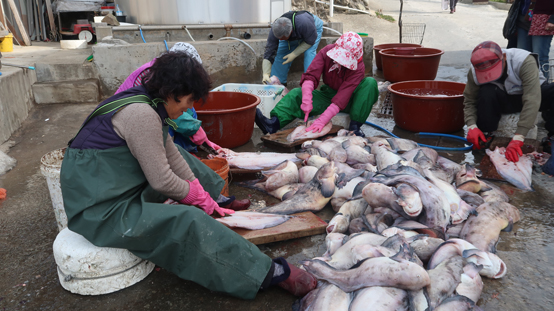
[322,26,342,36]
[184,26,195,41]
[314,0,371,15]
[217,37,256,54]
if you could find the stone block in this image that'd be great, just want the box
[33,79,100,104]
[331,112,351,129]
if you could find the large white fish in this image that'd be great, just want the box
[371,143,403,170]
[323,233,348,257]
[287,121,333,142]
[215,211,291,230]
[262,160,299,192]
[424,169,476,224]
[427,238,507,279]
[349,286,409,311]
[455,263,484,303]
[486,147,533,191]
[213,149,298,170]
[426,256,464,309]
[460,201,521,253]
[310,283,352,311]
[302,254,431,292]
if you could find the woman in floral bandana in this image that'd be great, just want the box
[255,32,378,137]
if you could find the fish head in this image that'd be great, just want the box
[326,214,349,234]
[463,249,507,279]
[394,183,423,217]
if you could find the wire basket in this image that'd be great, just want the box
[373,90,394,119]
[400,23,426,45]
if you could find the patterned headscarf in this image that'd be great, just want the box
[326,32,364,72]
[170,42,202,64]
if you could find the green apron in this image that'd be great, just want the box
[270,77,379,127]
[60,97,272,299]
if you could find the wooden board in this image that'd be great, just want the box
[479,155,505,181]
[261,125,344,152]
[231,212,327,245]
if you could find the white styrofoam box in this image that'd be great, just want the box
[493,113,542,139]
[60,40,87,50]
[212,83,285,118]
[53,228,155,295]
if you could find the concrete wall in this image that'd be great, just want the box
[0,68,36,143]
[92,35,373,97]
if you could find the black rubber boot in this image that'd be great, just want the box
[348,120,366,137]
[255,108,280,135]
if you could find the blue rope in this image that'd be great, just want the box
[363,121,473,151]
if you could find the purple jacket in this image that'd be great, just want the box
[300,44,365,110]
[115,59,156,94]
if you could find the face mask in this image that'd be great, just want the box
[172,108,202,137]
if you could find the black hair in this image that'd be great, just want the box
[142,51,212,103]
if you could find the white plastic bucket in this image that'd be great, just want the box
[53,228,155,295]
[40,148,67,231]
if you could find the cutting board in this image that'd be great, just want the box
[261,125,344,152]
[231,212,327,245]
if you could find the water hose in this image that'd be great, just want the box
[363,121,473,151]
[185,27,195,41]
[217,37,256,55]
[139,25,146,43]
[322,26,342,36]
[164,40,169,51]
[2,62,35,70]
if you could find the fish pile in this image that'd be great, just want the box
[247,130,527,310]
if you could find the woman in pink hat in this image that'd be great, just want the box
[255,32,378,137]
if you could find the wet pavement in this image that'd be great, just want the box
[1,98,554,310]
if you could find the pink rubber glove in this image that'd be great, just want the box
[179,179,235,216]
[190,127,221,150]
[301,81,315,123]
[306,104,340,133]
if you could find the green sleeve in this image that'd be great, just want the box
[517,56,542,136]
[463,70,480,127]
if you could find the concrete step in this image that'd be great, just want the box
[32,79,100,104]
[34,48,96,83]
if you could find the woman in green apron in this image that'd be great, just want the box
[60,52,316,299]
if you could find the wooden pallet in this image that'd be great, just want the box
[260,125,344,153]
[231,212,327,245]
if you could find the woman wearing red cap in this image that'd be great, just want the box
[255,32,378,137]
[463,40,554,161]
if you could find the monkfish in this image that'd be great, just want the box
[257,161,337,214]
[287,121,333,142]
[486,147,533,191]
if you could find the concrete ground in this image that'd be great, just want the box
[1,1,554,310]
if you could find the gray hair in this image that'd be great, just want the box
[272,17,293,39]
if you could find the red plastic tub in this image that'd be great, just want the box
[380,47,444,83]
[388,80,466,133]
[374,43,422,70]
[194,92,261,148]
